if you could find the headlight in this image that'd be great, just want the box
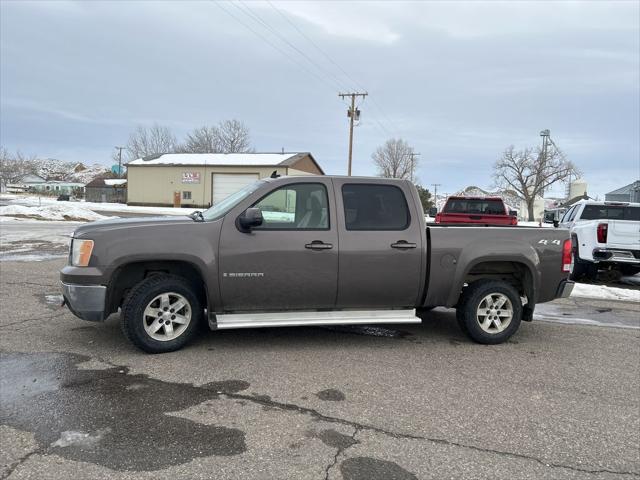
[71,239,94,267]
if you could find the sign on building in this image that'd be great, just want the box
[182,172,201,184]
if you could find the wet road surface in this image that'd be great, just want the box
[1,258,639,479]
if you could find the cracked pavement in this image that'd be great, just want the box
[1,258,639,479]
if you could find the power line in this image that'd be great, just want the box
[232,0,349,92]
[263,0,401,137]
[266,0,361,91]
[213,1,340,92]
[215,1,402,144]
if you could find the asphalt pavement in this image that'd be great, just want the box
[0,257,639,480]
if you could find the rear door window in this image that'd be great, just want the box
[580,205,640,221]
[342,184,410,230]
[443,199,505,215]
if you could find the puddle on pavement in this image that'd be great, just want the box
[320,325,413,339]
[316,388,346,401]
[0,352,247,471]
[340,457,418,480]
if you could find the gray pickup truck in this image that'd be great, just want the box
[61,176,574,353]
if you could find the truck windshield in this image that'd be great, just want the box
[201,180,265,221]
[581,205,640,221]
[443,199,505,215]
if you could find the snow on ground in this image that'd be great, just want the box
[572,282,639,302]
[0,204,108,222]
[0,220,76,262]
[1,194,193,216]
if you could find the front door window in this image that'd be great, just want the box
[253,183,329,230]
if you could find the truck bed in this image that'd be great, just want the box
[424,225,570,308]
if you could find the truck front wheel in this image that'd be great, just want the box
[121,274,202,353]
[456,280,522,344]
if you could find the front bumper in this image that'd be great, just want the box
[62,283,107,322]
[555,279,575,299]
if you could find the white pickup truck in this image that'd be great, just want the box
[558,200,640,280]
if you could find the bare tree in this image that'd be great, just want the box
[0,148,39,183]
[178,126,222,154]
[494,145,579,221]
[126,124,177,160]
[217,119,252,153]
[372,138,416,181]
[176,120,252,154]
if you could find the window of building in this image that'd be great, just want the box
[252,183,329,230]
[182,191,192,200]
[342,184,410,231]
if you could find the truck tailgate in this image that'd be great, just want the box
[608,220,640,248]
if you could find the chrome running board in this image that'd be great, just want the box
[211,309,420,330]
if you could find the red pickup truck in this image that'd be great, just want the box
[435,196,518,226]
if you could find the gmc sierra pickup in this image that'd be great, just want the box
[61,176,574,353]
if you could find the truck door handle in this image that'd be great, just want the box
[391,241,417,249]
[305,240,333,250]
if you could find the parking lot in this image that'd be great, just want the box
[1,256,639,480]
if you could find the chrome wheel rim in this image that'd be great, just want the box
[476,293,513,334]
[143,292,191,341]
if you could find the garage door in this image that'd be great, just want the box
[212,173,260,205]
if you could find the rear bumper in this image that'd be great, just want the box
[592,248,640,264]
[555,279,574,299]
[62,283,106,322]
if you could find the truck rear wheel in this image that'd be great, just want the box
[456,279,522,344]
[121,274,202,353]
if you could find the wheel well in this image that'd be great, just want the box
[106,261,207,315]
[463,261,534,308]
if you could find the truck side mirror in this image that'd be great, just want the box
[237,207,263,232]
[428,207,437,217]
[553,220,559,228]
[509,210,517,216]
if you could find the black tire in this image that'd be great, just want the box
[570,237,597,281]
[121,274,202,353]
[456,279,522,345]
[571,257,597,282]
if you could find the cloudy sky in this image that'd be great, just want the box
[1,0,638,198]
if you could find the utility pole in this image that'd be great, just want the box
[431,183,442,211]
[538,129,551,197]
[115,146,125,178]
[338,92,367,176]
[408,152,420,183]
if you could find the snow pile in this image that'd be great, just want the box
[35,159,110,183]
[2,194,193,216]
[128,152,298,166]
[572,283,639,302]
[0,204,109,222]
